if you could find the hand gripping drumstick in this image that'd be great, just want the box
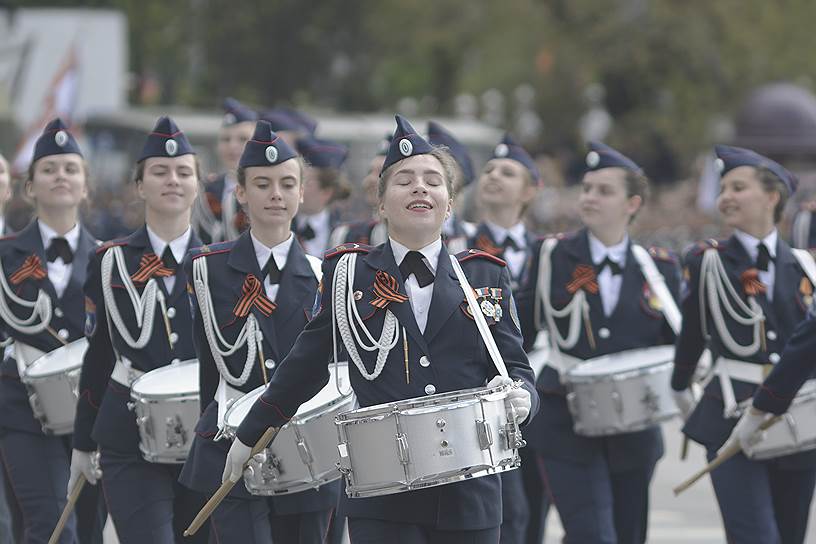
[184,426,279,536]
[49,474,85,544]
[673,415,781,495]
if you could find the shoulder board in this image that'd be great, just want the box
[324,243,371,259]
[648,246,678,264]
[95,239,128,254]
[0,233,17,242]
[190,240,235,260]
[457,249,507,266]
[690,238,726,256]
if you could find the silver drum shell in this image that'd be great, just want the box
[335,384,522,498]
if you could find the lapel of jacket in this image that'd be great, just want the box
[361,242,429,355]
[10,220,57,301]
[423,246,463,343]
[59,225,97,331]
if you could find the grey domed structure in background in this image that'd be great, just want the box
[734,82,816,158]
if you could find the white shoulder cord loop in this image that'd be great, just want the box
[332,253,399,381]
[193,256,259,386]
[101,246,161,349]
[534,238,586,351]
[699,249,763,358]
[0,260,52,335]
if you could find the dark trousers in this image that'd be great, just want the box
[209,495,332,544]
[540,453,655,544]
[0,430,105,544]
[520,447,549,544]
[499,470,529,544]
[348,517,500,544]
[99,449,209,544]
[706,449,816,544]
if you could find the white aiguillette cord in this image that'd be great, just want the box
[449,255,509,379]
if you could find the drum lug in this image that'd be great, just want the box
[126,402,136,411]
[476,420,493,450]
[296,438,313,465]
[565,392,578,418]
[336,442,351,475]
[27,391,44,419]
[395,433,410,465]
[136,415,153,439]
[165,414,188,449]
[502,405,526,450]
[612,391,623,414]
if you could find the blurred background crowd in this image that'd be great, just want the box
[2,1,816,251]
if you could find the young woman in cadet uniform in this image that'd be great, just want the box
[222,115,538,544]
[0,119,104,543]
[672,145,816,544]
[70,116,208,543]
[526,142,681,544]
[194,97,257,245]
[180,119,338,543]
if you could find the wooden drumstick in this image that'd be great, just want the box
[680,436,690,461]
[49,474,85,544]
[184,426,279,536]
[673,415,781,495]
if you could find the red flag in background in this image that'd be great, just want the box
[12,45,80,176]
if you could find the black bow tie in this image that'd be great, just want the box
[502,237,519,251]
[264,256,281,284]
[595,256,622,276]
[46,237,73,264]
[399,251,435,288]
[297,223,316,241]
[161,246,178,271]
[756,243,773,272]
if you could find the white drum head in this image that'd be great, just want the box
[131,360,199,396]
[224,363,350,430]
[224,385,265,431]
[26,338,87,377]
[568,345,675,377]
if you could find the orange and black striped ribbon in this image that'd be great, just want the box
[233,274,277,317]
[567,264,599,295]
[740,268,766,297]
[370,270,408,309]
[475,234,503,257]
[131,253,175,283]
[9,255,47,285]
[206,192,222,217]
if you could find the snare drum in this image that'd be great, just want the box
[335,382,524,499]
[746,380,816,460]
[223,362,355,496]
[21,338,87,435]
[564,345,678,436]
[130,360,199,464]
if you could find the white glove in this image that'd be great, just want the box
[67,449,101,497]
[672,389,696,420]
[488,375,531,423]
[718,408,770,456]
[222,437,253,484]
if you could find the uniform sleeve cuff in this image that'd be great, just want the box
[753,385,794,415]
[235,397,291,446]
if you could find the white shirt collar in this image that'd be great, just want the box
[485,221,527,249]
[250,230,294,272]
[298,209,330,231]
[389,237,442,274]
[588,231,629,265]
[735,229,777,261]
[38,220,80,252]
[146,225,192,263]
